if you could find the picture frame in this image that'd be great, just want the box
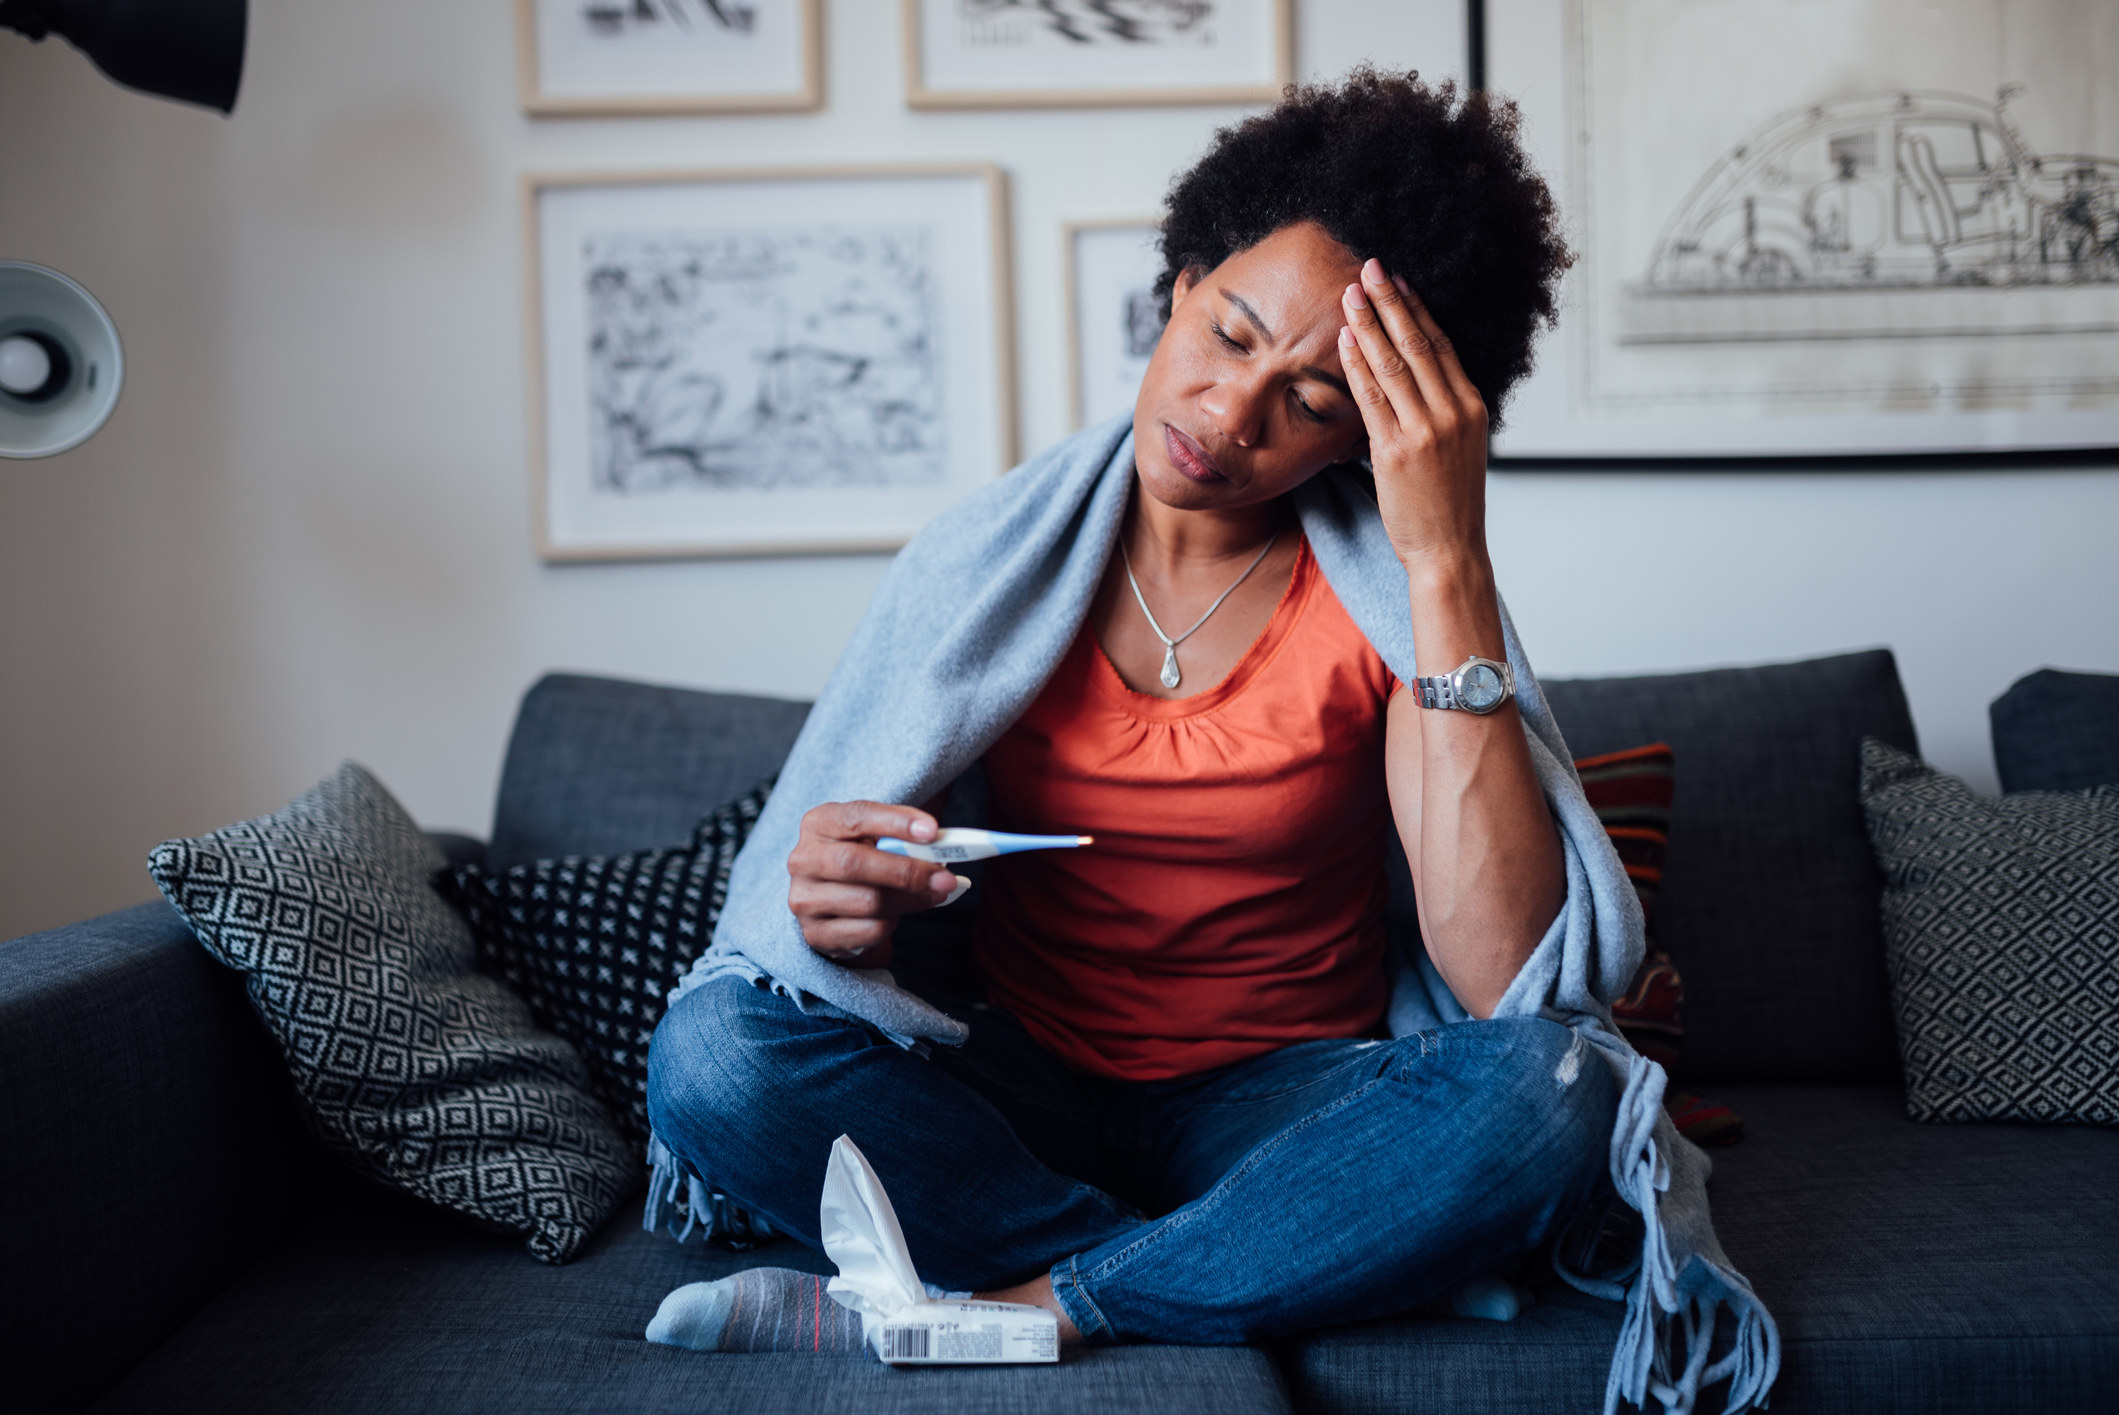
[1482,0,2119,461]
[1065,219,1165,430]
[516,0,822,117]
[904,0,1293,110]
[525,165,1016,560]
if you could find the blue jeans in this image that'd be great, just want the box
[646,973,1616,1346]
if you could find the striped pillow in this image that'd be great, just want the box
[1577,743,1681,1065]
[1576,742,1743,1146]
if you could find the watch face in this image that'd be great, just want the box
[1460,662,1505,711]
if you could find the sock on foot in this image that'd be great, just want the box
[647,1267,867,1353]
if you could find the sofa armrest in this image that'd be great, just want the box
[1,902,311,1413]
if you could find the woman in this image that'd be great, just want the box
[643,70,1774,1410]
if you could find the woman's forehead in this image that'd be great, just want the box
[1212,225,1362,338]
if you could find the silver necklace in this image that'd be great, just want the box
[1119,526,1281,690]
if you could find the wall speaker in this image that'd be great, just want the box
[0,261,124,460]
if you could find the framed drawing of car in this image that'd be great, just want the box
[1483,0,2119,459]
[1065,220,1165,430]
[517,0,822,116]
[905,0,1293,110]
[525,166,1016,559]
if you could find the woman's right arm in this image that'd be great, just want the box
[787,801,959,967]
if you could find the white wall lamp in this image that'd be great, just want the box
[0,262,123,460]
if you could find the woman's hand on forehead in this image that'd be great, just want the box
[1335,259,1491,570]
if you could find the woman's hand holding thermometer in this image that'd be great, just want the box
[789,807,1091,967]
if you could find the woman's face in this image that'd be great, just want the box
[1132,220,1369,515]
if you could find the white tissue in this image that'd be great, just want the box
[819,1134,927,1328]
[819,1135,1059,1365]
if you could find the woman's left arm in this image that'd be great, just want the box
[1338,258,1565,1019]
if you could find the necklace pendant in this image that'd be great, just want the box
[1159,646,1182,690]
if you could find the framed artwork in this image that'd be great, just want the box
[1065,220,1166,429]
[905,0,1293,110]
[516,0,822,116]
[525,166,1016,560]
[1485,0,2119,459]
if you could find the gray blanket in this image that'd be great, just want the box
[660,415,1780,1414]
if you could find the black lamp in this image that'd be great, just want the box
[0,0,247,114]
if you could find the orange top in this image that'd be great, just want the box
[973,537,1401,1081]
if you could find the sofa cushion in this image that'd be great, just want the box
[149,762,636,1264]
[1542,649,1916,1083]
[1860,739,2118,1127]
[1283,1083,2119,1415]
[1991,667,2119,794]
[91,1196,1296,1415]
[489,674,810,867]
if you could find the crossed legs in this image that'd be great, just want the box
[645,974,1616,1347]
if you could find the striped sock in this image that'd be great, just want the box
[646,1268,867,1354]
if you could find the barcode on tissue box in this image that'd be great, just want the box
[882,1327,929,1360]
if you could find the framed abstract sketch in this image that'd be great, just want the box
[905,0,1292,109]
[526,166,1016,559]
[1485,0,2119,459]
[1066,220,1166,429]
[517,0,822,116]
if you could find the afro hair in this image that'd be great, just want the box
[1155,68,1572,425]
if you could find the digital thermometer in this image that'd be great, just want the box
[875,828,1094,865]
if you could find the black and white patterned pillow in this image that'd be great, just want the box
[148,762,635,1263]
[1860,738,2119,1126]
[438,780,773,1149]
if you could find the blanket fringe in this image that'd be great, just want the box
[1560,1049,1782,1415]
[643,1131,775,1250]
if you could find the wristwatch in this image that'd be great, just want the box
[1416,655,1515,714]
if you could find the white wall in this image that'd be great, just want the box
[2,0,2114,942]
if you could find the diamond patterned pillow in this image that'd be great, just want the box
[148,762,635,1262]
[1860,738,2119,1126]
[437,780,773,1150]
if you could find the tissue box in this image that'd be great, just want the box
[876,1300,1060,1365]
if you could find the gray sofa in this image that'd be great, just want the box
[5,649,2114,1414]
